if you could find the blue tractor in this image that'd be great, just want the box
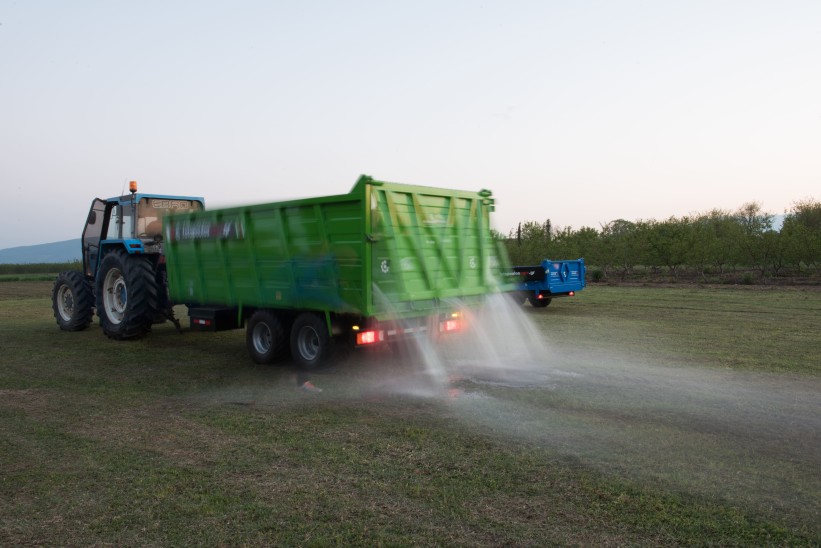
[52,181,204,339]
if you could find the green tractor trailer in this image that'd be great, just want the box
[54,175,510,369]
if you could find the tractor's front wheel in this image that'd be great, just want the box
[96,250,159,339]
[52,271,94,331]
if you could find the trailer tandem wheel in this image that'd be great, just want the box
[246,310,288,364]
[290,312,334,370]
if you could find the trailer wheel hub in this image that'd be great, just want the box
[295,325,321,361]
[251,322,273,354]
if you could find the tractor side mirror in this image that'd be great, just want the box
[88,211,97,225]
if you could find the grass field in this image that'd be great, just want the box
[1,281,819,545]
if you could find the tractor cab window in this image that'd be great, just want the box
[107,204,134,239]
[137,198,202,238]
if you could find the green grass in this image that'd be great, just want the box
[1,282,819,545]
[533,285,821,374]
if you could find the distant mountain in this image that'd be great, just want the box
[0,239,81,264]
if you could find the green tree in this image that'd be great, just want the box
[503,196,819,284]
[645,217,691,280]
[600,219,645,280]
[551,225,599,263]
[573,226,602,265]
[782,198,821,274]
[735,202,775,276]
[506,220,553,265]
[685,209,736,281]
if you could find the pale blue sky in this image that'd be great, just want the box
[1,1,819,249]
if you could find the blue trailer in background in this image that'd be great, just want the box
[512,258,586,308]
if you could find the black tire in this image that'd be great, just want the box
[528,296,551,308]
[95,249,159,339]
[246,310,288,364]
[290,312,334,370]
[52,271,94,331]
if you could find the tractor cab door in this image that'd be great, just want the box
[82,199,109,277]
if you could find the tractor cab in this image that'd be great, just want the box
[81,181,204,278]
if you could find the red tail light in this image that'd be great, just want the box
[356,330,382,345]
[440,319,461,333]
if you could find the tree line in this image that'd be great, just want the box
[502,198,821,283]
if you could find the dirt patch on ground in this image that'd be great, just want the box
[0,388,54,415]
[71,399,240,468]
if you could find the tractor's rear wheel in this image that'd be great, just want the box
[52,271,94,331]
[96,250,159,339]
[290,312,334,370]
[246,310,288,364]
